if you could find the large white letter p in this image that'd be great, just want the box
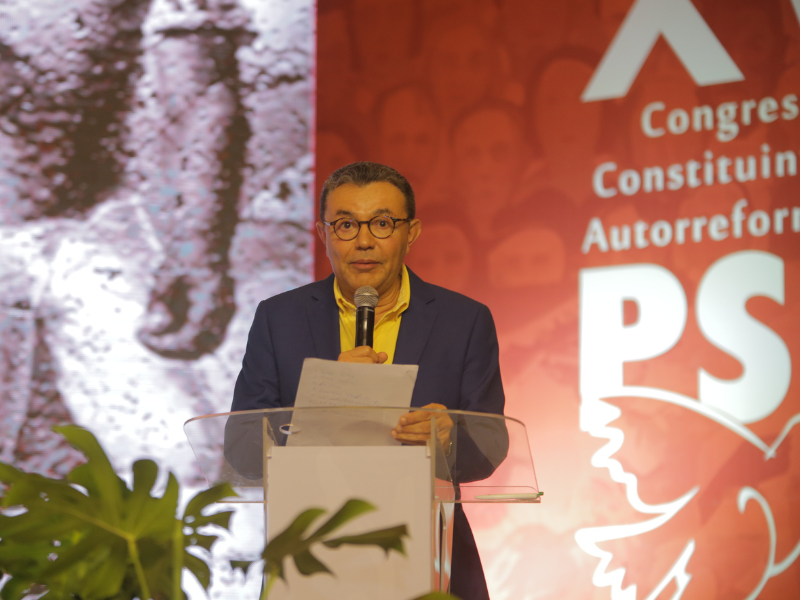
[579,264,687,406]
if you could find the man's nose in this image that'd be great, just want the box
[354,222,375,248]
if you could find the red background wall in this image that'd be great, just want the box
[316,1,800,597]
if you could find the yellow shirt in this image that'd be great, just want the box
[334,266,410,364]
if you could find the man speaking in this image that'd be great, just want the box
[231,161,505,600]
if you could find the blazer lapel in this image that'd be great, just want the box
[394,268,438,365]
[307,274,340,360]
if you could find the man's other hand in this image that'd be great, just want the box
[338,346,388,364]
[391,403,453,450]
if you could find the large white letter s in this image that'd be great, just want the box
[696,251,791,423]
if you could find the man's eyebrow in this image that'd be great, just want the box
[332,208,398,217]
[371,208,396,215]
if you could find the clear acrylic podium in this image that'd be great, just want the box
[184,407,540,599]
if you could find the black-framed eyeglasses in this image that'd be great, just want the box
[322,215,411,241]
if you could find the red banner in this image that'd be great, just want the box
[317,1,800,597]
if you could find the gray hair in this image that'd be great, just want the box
[319,161,416,220]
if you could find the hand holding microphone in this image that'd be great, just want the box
[354,285,378,347]
[338,286,447,448]
[337,286,388,364]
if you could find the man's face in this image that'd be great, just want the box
[316,182,421,301]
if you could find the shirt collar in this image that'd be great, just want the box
[334,265,411,319]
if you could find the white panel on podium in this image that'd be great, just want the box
[266,445,432,600]
[185,407,541,596]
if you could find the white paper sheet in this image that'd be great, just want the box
[285,358,419,446]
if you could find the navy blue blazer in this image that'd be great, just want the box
[231,268,504,600]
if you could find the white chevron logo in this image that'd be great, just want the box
[582,0,745,102]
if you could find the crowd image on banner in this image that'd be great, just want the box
[316,0,800,598]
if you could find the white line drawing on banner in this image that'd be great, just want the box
[577,249,797,598]
[597,386,800,466]
[582,0,743,102]
[737,487,800,600]
[576,387,800,599]
[575,393,698,600]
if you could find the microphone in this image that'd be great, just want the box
[354,286,379,347]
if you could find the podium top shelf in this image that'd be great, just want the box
[185,407,540,504]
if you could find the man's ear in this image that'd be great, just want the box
[407,219,422,249]
[315,221,327,246]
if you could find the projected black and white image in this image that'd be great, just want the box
[0,0,314,495]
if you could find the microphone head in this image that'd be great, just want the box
[354,286,379,308]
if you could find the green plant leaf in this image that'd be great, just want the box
[261,507,326,581]
[130,471,180,541]
[184,550,212,589]
[260,498,410,596]
[292,548,332,577]
[0,576,32,600]
[0,462,89,511]
[40,530,119,578]
[191,508,235,530]
[0,425,234,600]
[181,482,236,559]
[183,482,237,522]
[184,532,219,553]
[322,524,408,556]
[75,540,129,600]
[0,540,57,565]
[56,425,125,528]
[181,483,236,558]
[230,560,254,574]
[0,510,77,541]
[123,459,160,532]
[307,498,375,541]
